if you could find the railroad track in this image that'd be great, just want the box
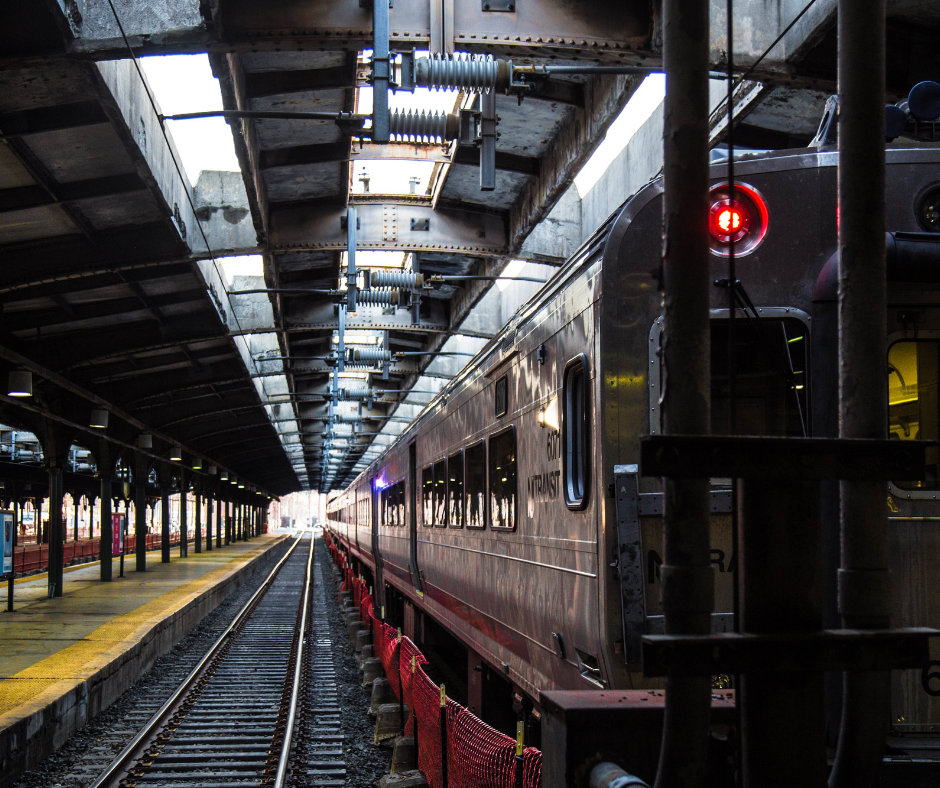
[89,532,339,788]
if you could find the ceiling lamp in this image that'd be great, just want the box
[138,433,153,449]
[170,445,183,462]
[8,371,32,397]
[220,470,229,480]
[90,409,109,429]
[208,465,217,475]
[192,458,203,470]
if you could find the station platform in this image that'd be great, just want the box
[0,532,291,784]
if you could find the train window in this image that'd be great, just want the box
[710,319,809,438]
[489,427,517,530]
[563,355,589,509]
[398,481,405,526]
[422,466,435,526]
[434,459,448,526]
[889,341,940,488]
[495,375,509,418]
[448,451,464,527]
[465,441,486,529]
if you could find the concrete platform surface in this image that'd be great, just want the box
[0,533,292,784]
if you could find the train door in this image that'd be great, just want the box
[408,441,423,592]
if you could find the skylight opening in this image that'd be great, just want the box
[573,74,666,196]
[140,54,240,186]
[341,251,410,269]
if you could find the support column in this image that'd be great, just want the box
[831,1,890,785]
[100,478,112,582]
[135,454,146,572]
[89,496,95,540]
[180,474,188,558]
[216,496,222,548]
[194,489,202,554]
[225,499,231,545]
[47,467,64,598]
[206,492,213,552]
[73,494,79,542]
[161,488,170,563]
[654,0,713,785]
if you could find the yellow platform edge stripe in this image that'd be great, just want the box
[0,534,289,724]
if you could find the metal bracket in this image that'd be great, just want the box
[614,464,645,665]
[340,215,361,230]
[410,218,430,231]
[482,0,515,10]
[637,489,732,516]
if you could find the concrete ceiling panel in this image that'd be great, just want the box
[744,87,831,137]
[494,95,571,158]
[0,204,77,244]
[251,91,347,149]
[263,161,344,202]
[0,64,97,114]
[240,52,349,72]
[73,190,163,230]
[439,165,530,210]
[0,144,36,189]
[24,123,136,183]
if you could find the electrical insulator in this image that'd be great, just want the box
[340,387,372,401]
[388,109,459,142]
[332,414,362,425]
[416,52,500,93]
[371,270,424,289]
[353,288,402,306]
[353,348,393,363]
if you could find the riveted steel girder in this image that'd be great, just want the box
[268,200,508,256]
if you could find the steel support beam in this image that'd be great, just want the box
[268,201,508,256]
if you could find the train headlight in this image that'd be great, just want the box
[916,184,940,233]
[708,182,769,257]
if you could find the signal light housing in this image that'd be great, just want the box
[708,182,769,257]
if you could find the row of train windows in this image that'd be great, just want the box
[419,427,518,529]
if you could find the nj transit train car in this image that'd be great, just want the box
[327,143,940,734]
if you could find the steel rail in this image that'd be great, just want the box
[87,532,305,788]
[274,532,316,788]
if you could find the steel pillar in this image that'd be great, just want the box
[179,478,188,558]
[47,467,64,598]
[161,489,170,563]
[738,479,826,787]
[831,1,890,785]
[194,491,202,554]
[216,497,223,548]
[225,500,231,545]
[654,0,713,785]
[100,478,112,582]
[135,454,146,572]
[206,493,213,552]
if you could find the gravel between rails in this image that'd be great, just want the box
[10,538,293,788]
[317,542,392,788]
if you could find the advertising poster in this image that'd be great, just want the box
[112,513,125,554]
[1,511,12,576]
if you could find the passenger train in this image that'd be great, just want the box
[326,140,940,740]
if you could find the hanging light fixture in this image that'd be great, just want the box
[8,371,32,397]
[89,409,109,429]
[208,465,218,476]
[192,457,203,470]
[138,433,153,449]
[170,445,183,462]
[220,470,229,481]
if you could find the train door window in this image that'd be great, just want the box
[710,318,809,438]
[563,355,589,509]
[397,481,406,525]
[489,427,517,530]
[422,466,435,526]
[465,441,486,529]
[380,486,388,526]
[889,341,940,488]
[495,375,509,418]
[448,451,464,527]
[434,459,447,526]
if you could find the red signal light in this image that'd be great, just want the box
[708,183,768,257]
